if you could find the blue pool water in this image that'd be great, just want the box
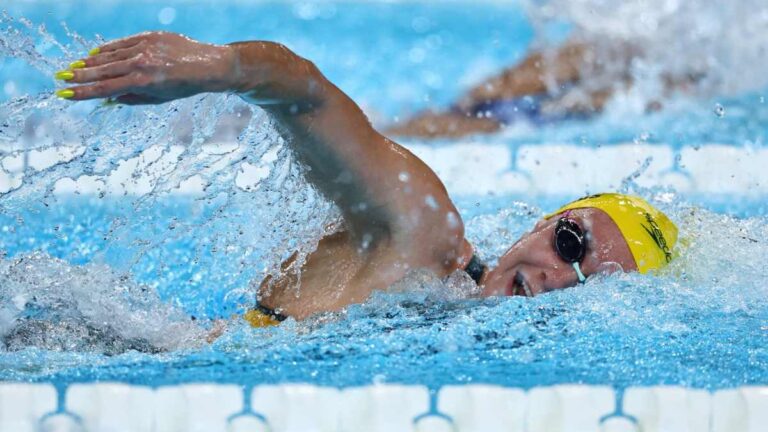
[1,1,768,391]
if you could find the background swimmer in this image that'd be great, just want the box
[54,32,677,323]
[386,0,768,139]
[387,39,703,138]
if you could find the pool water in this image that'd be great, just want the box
[1,1,767,392]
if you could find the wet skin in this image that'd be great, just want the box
[57,32,637,320]
[481,208,637,297]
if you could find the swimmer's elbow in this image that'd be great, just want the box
[228,41,329,109]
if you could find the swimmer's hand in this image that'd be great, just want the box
[56,32,235,104]
[205,319,227,344]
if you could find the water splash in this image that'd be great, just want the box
[0,8,766,391]
[195,198,768,389]
[0,15,338,353]
[524,0,768,108]
[0,252,204,353]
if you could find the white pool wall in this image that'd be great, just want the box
[1,383,767,432]
[1,142,765,199]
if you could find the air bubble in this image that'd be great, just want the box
[714,103,725,117]
[634,131,651,144]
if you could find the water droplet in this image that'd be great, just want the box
[424,194,439,210]
[398,171,410,182]
[12,294,27,310]
[714,103,725,117]
[360,233,373,251]
[352,202,368,213]
[634,131,651,144]
[157,7,176,25]
[446,211,459,228]
[3,80,17,97]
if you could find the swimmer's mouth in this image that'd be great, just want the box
[509,271,533,297]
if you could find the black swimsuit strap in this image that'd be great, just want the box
[464,254,487,285]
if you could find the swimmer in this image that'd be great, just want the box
[387,40,703,138]
[54,32,678,326]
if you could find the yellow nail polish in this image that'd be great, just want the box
[69,60,86,69]
[88,47,100,56]
[56,89,75,99]
[54,70,74,81]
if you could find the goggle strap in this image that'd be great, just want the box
[572,262,587,283]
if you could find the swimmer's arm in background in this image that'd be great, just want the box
[387,38,659,139]
[386,42,604,138]
[59,31,467,273]
[455,41,589,111]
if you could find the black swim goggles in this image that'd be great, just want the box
[554,216,588,283]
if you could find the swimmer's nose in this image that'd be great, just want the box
[517,248,584,292]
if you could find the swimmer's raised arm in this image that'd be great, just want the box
[227,39,466,266]
[60,32,468,274]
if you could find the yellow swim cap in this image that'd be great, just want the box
[546,193,678,274]
[243,309,282,328]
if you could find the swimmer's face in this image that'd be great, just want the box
[481,208,637,297]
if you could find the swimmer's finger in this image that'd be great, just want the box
[91,32,150,55]
[68,57,138,84]
[63,75,138,100]
[83,43,145,68]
